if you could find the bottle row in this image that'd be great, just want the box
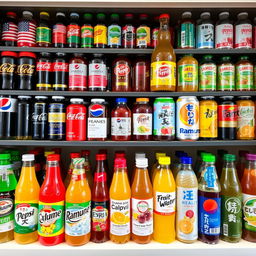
[1,11,256,49]
[0,95,255,141]
[1,148,256,246]
[1,52,256,92]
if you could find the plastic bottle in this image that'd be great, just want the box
[220,154,242,243]
[52,12,66,48]
[108,14,121,48]
[153,156,176,243]
[94,13,107,48]
[122,14,135,48]
[38,154,65,246]
[136,14,151,49]
[67,13,80,48]
[81,13,94,48]
[131,152,146,184]
[176,157,198,243]
[151,152,166,182]
[14,154,40,244]
[65,158,91,246]
[110,158,131,244]
[36,12,51,47]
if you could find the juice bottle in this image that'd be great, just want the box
[64,152,81,188]
[153,156,176,243]
[198,154,221,244]
[91,154,109,243]
[38,154,65,246]
[151,152,166,182]
[132,157,153,244]
[0,153,17,243]
[220,154,242,243]
[110,158,131,244]
[241,153,256,242]
[176,156,198,243]
[14,154,40,244]
[237,150,249,181]
[65,158,91,246]
[237,96,255,140]
[131,152,146,184]
[150,14,176,92]
[82,150,93,189]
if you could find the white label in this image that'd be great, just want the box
[176,186,198,241]
[69,63,87,76]
[133,113,152,135]
[154,192,176,215]
[110,199,130,236]
[235,24,252,48]
[238,106,255,129]
[89,63,107,76]
[215,24,233,48]
[15,205,38,227]
[111,117,131,136]
[87,117,107,138]
[132,198,153,236]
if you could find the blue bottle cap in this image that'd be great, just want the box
[181,156,192,164]
[175,151,187,158]
[116,98,127,103]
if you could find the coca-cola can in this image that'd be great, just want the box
[32,96,48,140]
[66,98,86,141]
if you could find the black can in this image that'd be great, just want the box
[17,52,36,90]
[0,96,17,139]
[32,96,48,140]
[52,53,68,91]
[16,96,31,140]
[0,51,17,90]
[48,96,66,140]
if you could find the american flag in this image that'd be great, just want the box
[2,22,18,42]
[18,20,36,46]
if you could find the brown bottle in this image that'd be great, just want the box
[150,14,176,92]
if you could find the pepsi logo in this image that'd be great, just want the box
[90,104,104,117]
[95,64,100,70]
[0,98,11,111]
[74,64,80,70]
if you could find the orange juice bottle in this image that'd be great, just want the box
[14,154,40,244]
[110,158,131,243]
[153,156,176,243]
[151,152,166,183]
[65,158,91,246]
[132,157,153,244]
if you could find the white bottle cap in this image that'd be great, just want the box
[23,11,33,17]
[135,153,146,159]
[70,98,84,104]
[219,12,229,18]
[136,158,148,168]
[237,12,248,19]
[91,98,105,103]
[182,12,192,18]
[22,154,35,161]
[200,12,211,19]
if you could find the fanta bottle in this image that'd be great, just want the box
[38,154,65,246]
[110,158,131,243]
[153,156,176,243]
[65,158,91,246]
[14,154,40,244]
[150,152,166,182]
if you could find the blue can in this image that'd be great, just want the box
[153,97,175,140]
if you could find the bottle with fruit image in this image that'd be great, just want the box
[198,154,221,244]
[132,157,153,244]
[110,158,131,243]
[176,156,198,243]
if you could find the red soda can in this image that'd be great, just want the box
[66,98,86,141]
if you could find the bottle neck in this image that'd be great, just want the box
[158,18,171,43]
[94,160,107,183]
[181,163,193,171]
[45,160,62,182]
[72,163,86,181]
[95,160,105,173]
[20,160,37,182]
[223,160,236,169]
[247,160,256,171]
[114,166,127,174]
[159,164,170,170]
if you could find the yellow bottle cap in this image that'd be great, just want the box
[40,12,50,16]
[159,156,171,165]
[156,153,166,160]
[44,151,55,157]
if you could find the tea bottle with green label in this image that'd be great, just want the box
[36,12,51,47]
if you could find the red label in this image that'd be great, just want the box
[94,172,107,182]
[218,105,238,121]
[53,62,68,72]
[71,173,86,181]
[152,28,159,47]
[158,65,171,77]
[67,25,80,37]
[36,61,52,72]
[122,25,135,47]
[114,64,130,76]
[52,24,66,44]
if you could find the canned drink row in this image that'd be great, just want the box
[0,95,254,141]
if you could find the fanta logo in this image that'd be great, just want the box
[95,29,103,36]
[0,98,11,111]
[157,65,171,77]
[90,104,104,117]
[114,64,130,76]
[180,103,199,126]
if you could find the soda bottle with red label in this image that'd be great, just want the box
[91,154,109,243]
[218,96,238,140]
[67,13,80,48]
[136,14,151,49]
[52,12,66,48]
[66,98,86,141]
[81,13,94,48]
[122,14,136,48]
[112,55,132,92]
[1,12,18,46]
[69,54,87,91]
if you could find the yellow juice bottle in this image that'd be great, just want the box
[153,156,176,243]
[151,152,166,183]
[14,154,40,244]
[110,158,131,244]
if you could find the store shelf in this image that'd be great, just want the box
[0,47,255,55]
[0,140,255,147]
[1,240,255,256]
[1,90,256,97]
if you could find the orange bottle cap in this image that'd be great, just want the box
[136,98,149,102]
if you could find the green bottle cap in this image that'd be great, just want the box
[0,153,11,160]
[83,13,93,20]
[111,13,119,20]
[200,152,211,158]
[221,56,231,62]
[11,150,21,156]
[97,13,106,20]
[203,54,213,60]
[239,56,249,60]
[223,154,236,161]
[202,154,216,162]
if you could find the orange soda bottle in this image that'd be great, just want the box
[132,157,153,243]
[14,154,40,244]
[153,156,176,243]
[110,158,131,243]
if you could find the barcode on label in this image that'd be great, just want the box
[223,224,228,236]
[181,31,185,46]
[138,40,147,46]
[1,173,7,181]
[209,227,220,235]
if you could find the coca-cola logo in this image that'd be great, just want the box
[157,65,171,77]
[67,112,86,120]
[36,62,52,71]
[17,64,35,75]
[0,63,16,73]
[114,64,130,76]
[53,62,68,72]
[32,113,47,122]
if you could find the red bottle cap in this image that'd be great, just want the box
[19,52,36,59]
[140,14,148,19]
[159,14,170,19]
[114,158,127,168]
[70,152,81,159]
[81,150,90,156]
[125,13,133,18]
[6,12,17,18]
[1,51,18,58]
[47,154,60,161]
[96,153,107,161]
[115,151,126,159]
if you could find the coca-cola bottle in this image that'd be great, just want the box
[52,12,67,48]
[67,13,80,48]
[36,52,52,91]
[1,12,18,46]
